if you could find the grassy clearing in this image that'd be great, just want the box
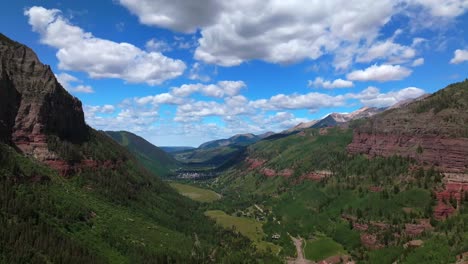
[169,182,221,203]
[303,235,346,261]
[204,210,281,253]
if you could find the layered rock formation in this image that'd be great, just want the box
[348,133,468,172]
[348,81,468,173]
[0,33,91,174]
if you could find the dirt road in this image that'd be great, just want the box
[287,235,313,264]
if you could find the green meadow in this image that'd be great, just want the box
[204,210,281,253]
[169,182,221,203]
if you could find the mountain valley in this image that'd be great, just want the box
[1,2,468,263]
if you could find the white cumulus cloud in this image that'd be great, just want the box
[25,6,186,85]
[412,58,424,66]
[308,77,354,89]
[450,49,468,64]
[347,64,412,82]
[118,0,468,68]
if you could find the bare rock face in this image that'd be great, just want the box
[348,80,468,173]
[0,34,88,160]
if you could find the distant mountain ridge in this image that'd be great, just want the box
[106,131,179,177]
[160,146,196,153]
[285,106,385,134]
[199,132,274,149]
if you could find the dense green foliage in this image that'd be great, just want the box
[414,79,468,114]
[0,132,279,263]
[202,126,467,263]
[304,235,347,261]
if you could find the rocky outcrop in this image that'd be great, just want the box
[300,170,332,181]
[246,158,266,170]
[433,174,468,219]
[405,219,432,236]
[45,159,123,177]
[0,33,92,175]
[433,202,455,220]
[360,233,382,249]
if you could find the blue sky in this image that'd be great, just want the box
[1,0,467,146]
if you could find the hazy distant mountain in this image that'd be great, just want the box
[199,133,271,149]
[160,146,196,153]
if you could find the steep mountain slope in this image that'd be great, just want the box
[0,33,88,153]
[106,131,178,177]
[348,80,468,173]
[0,33,273,263]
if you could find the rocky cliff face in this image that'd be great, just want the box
[348,81,468,173]
[0,33,88,161]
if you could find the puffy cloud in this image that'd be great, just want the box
[261,112,309,130]
[250,93,346,111]
[118,0,223,33]
[357,40,416,64]
[347,64,412,82]
[25,6,186,85]
[119,0,468,68]
[84,79,428,145]
[308,77,354,89]
[85,105,158,133]
[174,95,252,122]
[349,86,426,107]
[145,38,172,52]
[188,62,211,82]
[412,58,424,66]
[55,72,95,93]
[171,81,246,98]
[174,101,225,122]
[450,49,468,64]
[135,93,184,105]
[407,0,468,18]
[194,1,395,66]
[84,105,116,115]
[72,85,94,93]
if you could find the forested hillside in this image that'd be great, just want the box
[106,131,179,177]
[204,82,468,263]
